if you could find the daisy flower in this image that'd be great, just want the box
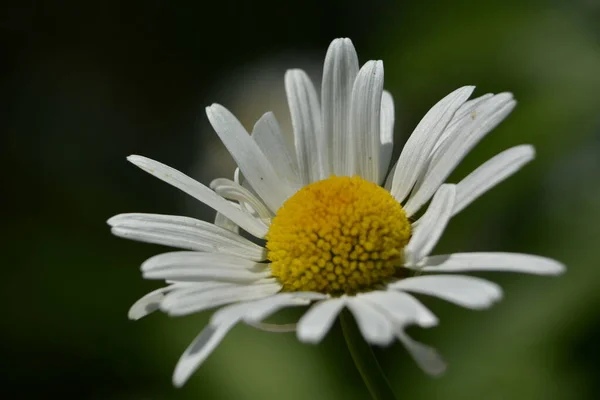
[108,38,565,389]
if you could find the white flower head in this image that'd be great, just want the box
[108,38,565,387]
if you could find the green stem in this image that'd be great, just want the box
[340,309,397,400]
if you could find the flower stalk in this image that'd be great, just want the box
[340,309,397,400]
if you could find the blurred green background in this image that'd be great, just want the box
[2,0,600,398]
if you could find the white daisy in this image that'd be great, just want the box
[108,38,565,388]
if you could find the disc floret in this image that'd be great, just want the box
[267,176,411,295]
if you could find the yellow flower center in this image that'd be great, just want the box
[266,176,411,295]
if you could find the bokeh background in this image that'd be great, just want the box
[3,0,600,398]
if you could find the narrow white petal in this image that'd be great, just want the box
[349,60,384,182]
[397,330,447,376]
[383,159,398,192]
[126,155,268,238]
[206,104,294,212]
[285,69,323,184]
[296,297,346,343]
[128,285,179,320]
[431,93,494,155]
[246,321,298,333]
[404,93,516,216]
[144,267,271,283]
[210,178,273,221]
[321,38,360,177]
[379,90,395,183]
[173,293,308,386]
[453,145,535,215]
[361,290,438,328]
[416,252,565,275]
[214,211,239,234]
[346,297,394,346]
[141,251,265,272]
[173,322,236,387]
[161,282,281,317]
[242,292,325,323]
[252,112,300,187]
[172,300,258,387]
[390,86,475,203]
[404,185,456,264]
[389,275,502,310]
[108,213,267,261]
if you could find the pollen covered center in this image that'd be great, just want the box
[266,176,411,295]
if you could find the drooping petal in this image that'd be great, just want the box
[206,104,294,213]
[246,322,298,333]
[404,93,516,216]
[389,275,502,310]
[173,323,235,387]
[172,300,258,387]
[296,297,346,343]
[389,86,474,203]
[126,155,268,238]
[349,60,385,183]
[453,145,535,216]
[396,330,447,376]
[321,38,360,177]
[127,283,194,320]
[379,90,395,184]
[361,290,438,328]
[346,296,395,346]
[404,185,456,264]
[108,213,267,261]
[285,69,323,184]
[252,112,300,187]
[415,252,565,275]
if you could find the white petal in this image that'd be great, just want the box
[127,284,191,320]
[285,69,323,184]
[173,322,236,387]
[383,159,398,192]
[144,267,271,283]
[404,185,456,264]
[389,275,502,310]
[431,93,494,155]
[242,292,326,323]
[346,297,394,346]
[126,155,268,238]
[321,38,360,177]
[252,112,300,187]
[246,321,298,333]
[296,297,346,343]
[214,211,239,234]
[453,145,535,216]
[389,86,475,203]
[379,90,395,183]
[206,104,294,213]
[361,290,438,328]
[210,178,273,221]
[172,300,256,387]
[141,251,265,272]
[416,252,565,275]
[161,282,281,317]
[349,60,384,182]
[396,330,447,376]
[108,213,267,261]
[404,93,516,216]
